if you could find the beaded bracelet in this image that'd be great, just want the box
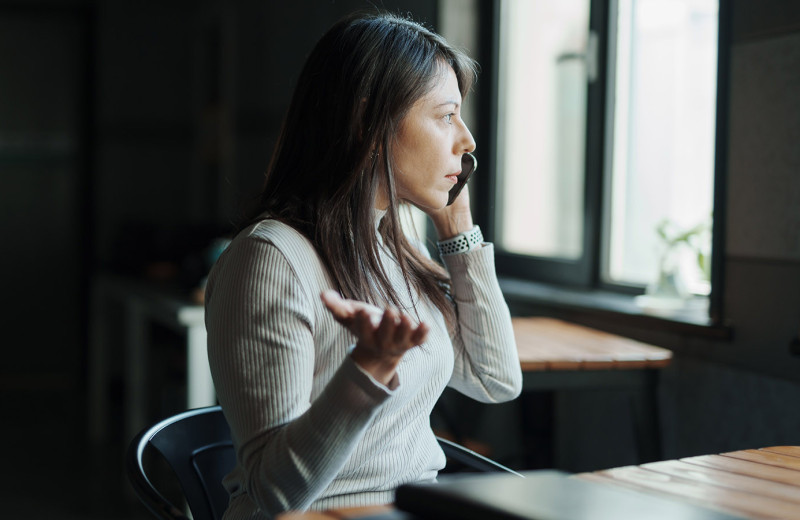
[437,226,483,256]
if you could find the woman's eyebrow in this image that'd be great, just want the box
[434,100,460,109]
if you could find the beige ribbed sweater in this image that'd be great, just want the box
[204,215,522,519]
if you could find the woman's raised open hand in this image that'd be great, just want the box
[321,290,429,385]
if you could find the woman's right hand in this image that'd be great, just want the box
[321,290,429,385]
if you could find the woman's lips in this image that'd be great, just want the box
[446,174,460,184]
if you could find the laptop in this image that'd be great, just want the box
[395,470,746,520]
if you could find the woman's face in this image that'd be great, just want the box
[388,64,476,211]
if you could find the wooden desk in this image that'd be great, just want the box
[513,317,671,372]
[277,446,800,520]
[576,446,800,519]
[514,317,672,463]
[437,317,673,465]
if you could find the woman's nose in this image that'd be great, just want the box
[459,121,476,154]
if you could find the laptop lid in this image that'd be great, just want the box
[395,470,745,520]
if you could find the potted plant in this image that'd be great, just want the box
[635,216,711,311]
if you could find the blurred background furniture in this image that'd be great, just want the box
[89,274,215,446]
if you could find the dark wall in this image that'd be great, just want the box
[0,5,89,384]
[93,0,437,274]
[0,0,436,386]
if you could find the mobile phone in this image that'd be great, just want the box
[447,152,477,206]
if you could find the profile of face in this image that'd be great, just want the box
[389,64,476,212]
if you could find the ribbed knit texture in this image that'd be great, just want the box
[204,216,522,519]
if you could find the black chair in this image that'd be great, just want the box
[126,405,520,520]
[436,435,522,476]
[126,406,235,520]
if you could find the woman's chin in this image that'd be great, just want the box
[400,194,449,213]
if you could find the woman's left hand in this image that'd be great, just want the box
[321,290,429,385]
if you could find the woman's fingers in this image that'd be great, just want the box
[320,290,353,321]
[375,308,398,343]
[410,321,429,346]
[392,313,413,345]
[321,291,428,355]
[349,306,429,384]
[321,291,383,328]
[354,308,375,341]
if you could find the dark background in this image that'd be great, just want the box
[0,0,798,518]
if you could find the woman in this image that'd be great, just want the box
[205,11,522,519]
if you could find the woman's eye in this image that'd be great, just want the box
[444,113,454,124]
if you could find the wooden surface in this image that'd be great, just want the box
[512,317,672,371]
[575,446,800,519]
[277,447,800,519]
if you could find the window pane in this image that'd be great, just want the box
[496,0,590,259]
[605,0,717,296]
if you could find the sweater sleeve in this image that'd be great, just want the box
[205,233,393,516]
[442,243,522,403]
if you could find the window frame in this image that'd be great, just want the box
[473,0,732,329]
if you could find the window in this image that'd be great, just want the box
[482,0,726,324]
[495,0,590,261]
[604,0,717,298]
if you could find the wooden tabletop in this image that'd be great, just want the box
[512,317,672,371]
[277,447,800,519]
[576,446,800,519]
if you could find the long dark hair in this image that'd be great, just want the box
[244,12,477,327]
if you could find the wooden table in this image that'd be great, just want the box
[576,446,800,519]
[513,317,672,464]
[436,317,673,465]
[513,317,672,373]
[278,446,800,519]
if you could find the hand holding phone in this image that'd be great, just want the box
[447,152,477,206]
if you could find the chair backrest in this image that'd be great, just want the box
[436,436,523,477]
[126,406,235,520]
[126,406,519,520]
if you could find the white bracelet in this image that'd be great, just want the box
[437,226,483,256]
